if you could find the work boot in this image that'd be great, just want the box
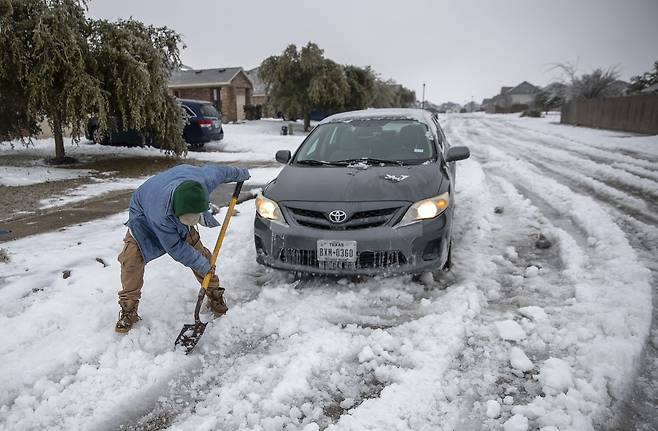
[115,299,141,333]
[206,289,228,316]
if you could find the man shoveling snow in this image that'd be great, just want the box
[115,164,250,333]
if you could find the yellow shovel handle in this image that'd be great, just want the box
[202,181,244,290]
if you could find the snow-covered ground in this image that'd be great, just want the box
[0,166,92,186]
[0,116,656,430]
[0,120,300,215]
[0,120,304,165]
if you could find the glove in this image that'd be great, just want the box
[209,203,221,215]
[237,168,251,182]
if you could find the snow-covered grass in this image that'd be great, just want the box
[35,166,282,211]
[0,116,655,430]
[0,166,92,186]
[38,177,148,208]
[0,120,305,164]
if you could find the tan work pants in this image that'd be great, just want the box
[117,227,221,302]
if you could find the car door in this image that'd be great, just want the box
[181,104,200,142]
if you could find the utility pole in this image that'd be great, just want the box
[421,83,426,109]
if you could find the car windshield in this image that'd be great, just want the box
[294,119,435,166]
[199,104,219,118]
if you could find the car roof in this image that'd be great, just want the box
[320,108,436,128]
[179,98,214,106]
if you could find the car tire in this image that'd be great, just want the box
[92,127,108,145]
[91,127,100,144]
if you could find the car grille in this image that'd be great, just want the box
[286,206,400,230]
[279,249,406,270]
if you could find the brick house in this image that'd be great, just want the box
[168,67,254,122]
[484,81,540,113]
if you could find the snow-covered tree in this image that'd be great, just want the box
[260,43,349,131]
[628,61,658,94]
[88,19,185,155]
[0,0,185,162]
[551,62,623,100]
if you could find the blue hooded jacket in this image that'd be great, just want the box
[126,164,249,275]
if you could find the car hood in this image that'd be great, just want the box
[265,163,444,203]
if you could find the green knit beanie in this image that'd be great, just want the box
[173,180,208,217]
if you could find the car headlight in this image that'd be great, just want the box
[255,193,287,225]
[397,192,450,227]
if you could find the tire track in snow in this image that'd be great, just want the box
[448,115,656,427]
[482,118,658,202]
[485,116,658,168]
[323,151,494,430]
[442,118,592,428]
[472,119,658,226]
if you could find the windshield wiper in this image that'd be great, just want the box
[333,158,404,166]
[296,159,344,166]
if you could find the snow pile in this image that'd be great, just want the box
[503,414,528,431]
[495,320,526,341]
[509,347,533,372]
[537,358,573,395]
[486,400,501,418]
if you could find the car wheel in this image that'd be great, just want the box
[92,127,107,145]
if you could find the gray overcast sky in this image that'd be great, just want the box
[88,0,658,105]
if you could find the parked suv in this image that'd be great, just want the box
[180,99,224,146]
[85,99,224,148]
[254,108,470,276]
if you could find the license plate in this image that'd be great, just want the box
[317,240,357,262]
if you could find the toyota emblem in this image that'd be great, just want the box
[328,210,347,224]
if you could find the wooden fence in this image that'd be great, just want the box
[561,93,658,135]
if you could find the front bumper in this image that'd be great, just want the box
[254,211,452,276]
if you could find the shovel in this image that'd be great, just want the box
[174,181,244,354]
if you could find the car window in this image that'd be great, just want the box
[294,119,435,165]
[432,118,444,151]
[182,105,196,117]
[199,104,219,118]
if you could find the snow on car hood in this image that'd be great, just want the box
[264,162,444,203]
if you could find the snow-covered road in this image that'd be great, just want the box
[0,116,655,430]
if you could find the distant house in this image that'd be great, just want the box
[608,79,631,96]
[168,67,254,122]
[481,98,493,112]
[438,101,462,113]
[246,67,268,107]
[485,81,540,113]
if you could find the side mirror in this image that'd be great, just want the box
[445,146,470,163]
[275,150,291,164]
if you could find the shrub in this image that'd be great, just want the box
[244,104,262,120]
[520,109,542,118]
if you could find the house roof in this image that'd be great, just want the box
[169,67,252,88]
[506,81,540,95]
[246,67,268,96]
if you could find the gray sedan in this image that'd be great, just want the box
[254,108,470,276]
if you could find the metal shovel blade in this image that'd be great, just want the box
[174,287,207,354]
[174,321,207,354]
